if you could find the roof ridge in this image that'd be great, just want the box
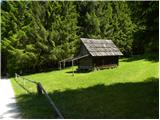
[80,38,112,41]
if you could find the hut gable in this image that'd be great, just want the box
[78,44,89,56]
[80,38,123,56]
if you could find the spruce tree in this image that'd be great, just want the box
[1,1,79,75]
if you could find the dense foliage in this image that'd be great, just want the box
[1,1,159,75]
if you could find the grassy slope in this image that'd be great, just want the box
[11,57,159,118]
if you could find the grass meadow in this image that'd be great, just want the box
[11,55,159,118]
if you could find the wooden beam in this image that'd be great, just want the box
[59,56,73,62]
[59,62,61,70]
[63,61,65,68]
[72,54,89,61]
[72,60,74,76]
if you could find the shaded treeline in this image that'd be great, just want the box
[1,1,159,75]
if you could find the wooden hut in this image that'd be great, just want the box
[59,38,123,71]
[76,38,123,71]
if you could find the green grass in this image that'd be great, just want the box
[11,56,159,118]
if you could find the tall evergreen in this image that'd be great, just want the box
[47,1,79,61]
[1,1,158,75]
[1,1,78,74]
[129,1,159,54]
[111,2,135,55]
[77,1,135,55]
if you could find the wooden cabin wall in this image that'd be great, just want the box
[78,56,119,70]
[93,56,118,67]
[78,56,93,70]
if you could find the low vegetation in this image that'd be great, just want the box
[11,55,159,118]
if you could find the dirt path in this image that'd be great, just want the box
[0,79,21,119]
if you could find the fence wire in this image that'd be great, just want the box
[14,73,64,119]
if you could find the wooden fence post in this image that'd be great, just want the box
[14,73,64,119]
[37,82,43,95]
[38,83,64,119]
[59,62,61,70]
[15,73,17,79]
[63,61,65,69]
[72,60,75,76]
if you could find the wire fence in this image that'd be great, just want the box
[14,73,64,119]
[15,74,37,93]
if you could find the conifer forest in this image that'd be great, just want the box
[1,1,159,75]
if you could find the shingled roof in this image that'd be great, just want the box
[80,38,123,56]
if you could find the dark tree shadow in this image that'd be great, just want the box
[15,94,55,119]
[122,53,159,62]
[66,70,92,74]
[16,68,60,77]
[3,103,21,119]
[15,77,159,119]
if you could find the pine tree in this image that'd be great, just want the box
[1,1,35,74]
[47,1,79,61]
[1,1,79,75]
[111,2,135,55]
[77,1,135,55]
[129,1,159,54]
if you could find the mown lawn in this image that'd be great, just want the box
[11,56,159,119]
